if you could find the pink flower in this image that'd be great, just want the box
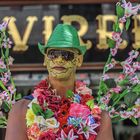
[112,32,122,42]
[128,50,139,59]
[8,85,16,94]
[133,62,140,71]
[0,21,9,30]
[109,108,117,118]
[116,74,125,82]
[120,111,132,119]
[119,17,126,23]
[129,75,140,84]
[123,63,134,75]
[8,56,14,65]
[76,81,92,95]
[69,103,91,119]
[110,48,117,56]
[110,86,122,94]
[100,93,111,104]
[102,74,110,81]
[91,105,102,116]
[106,63,114,70]
[132,107,140,118]
[0,59,6,69]
[121,0,140,17]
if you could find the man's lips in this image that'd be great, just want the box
[52,66,66,71]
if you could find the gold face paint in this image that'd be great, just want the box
[44,48,82,80]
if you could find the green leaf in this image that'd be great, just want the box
[112,88,129,107]
[107,38,116,48]
[124,92,138,107]
[32,103,43,116]
[125,18,131,31]
[137,56,140,62]
[111,93,120,102]
[5,47,9,58]
[66,90,73,98]
[118,79,129,86]
[44,109,54,119]
[86,99,94,109]
[113,22,121,32]
[132,84,140,94]
[0,68,7,73]
[116,3,124,18]
[131,117,138,125]
[1,101,11,112]
[15,93,22,100]
[104,78,116,88]
[0,80,8,91]
[100,81,108,94]
[0,116,7,128]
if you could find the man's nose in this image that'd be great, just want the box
[54,56,65,63]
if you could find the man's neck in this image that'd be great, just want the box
[48,76,75,97]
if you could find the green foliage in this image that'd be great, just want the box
[1,101,11,113]
[44,109,54,119]
[132,84,140,95]
[86,99,94,109]
[125,18,131,30]
[104,78,116,88]
[100,81,108,94]
[131,117,138,125]
[32,103,43,116]
[116,3,125,18]
[118,79,129,86]
[66,90,74,98]
[108,38,116,48]
[0,68,7,73]
[124,92,138,107]
[15,93,22,100]
[113,22,121,32]
[0,116,7,128]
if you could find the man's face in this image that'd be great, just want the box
[44,48,83,80]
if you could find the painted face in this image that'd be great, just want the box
[44,48,82,80]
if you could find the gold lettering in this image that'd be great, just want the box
[61,15,92,50]
[132,15,140,49]
[3,16,38,51]
[43,16,55,44]
[96,15,127,49]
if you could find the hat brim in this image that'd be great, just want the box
[38,42,86,55]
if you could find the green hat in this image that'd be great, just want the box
[38,24,86,55]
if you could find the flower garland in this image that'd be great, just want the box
[26,80,101,140]
[97,0,140,124]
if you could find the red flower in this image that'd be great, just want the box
[39,130,57,140]
[88,134,96,140]
[80,94,93,105]
[57,99,70,127]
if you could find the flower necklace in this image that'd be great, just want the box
[26,80,101,140]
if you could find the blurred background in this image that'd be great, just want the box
[0,0,140,140]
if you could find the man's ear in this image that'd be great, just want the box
[43,55,47,67]
[76,54,83,67]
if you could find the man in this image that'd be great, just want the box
[5,24,114,140]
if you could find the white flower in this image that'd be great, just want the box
[77,118,99,139]
[34,115,46,125]
[57,129,78,140]
[45,117,59,129]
